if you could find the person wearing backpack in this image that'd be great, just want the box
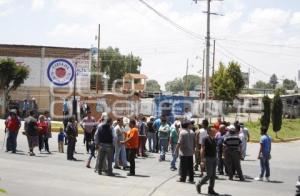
[5,109,21,153]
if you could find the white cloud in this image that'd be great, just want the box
[0,0,13,16]
[31,0,45,11]
[0,0,11,6]
[290,12,300,25]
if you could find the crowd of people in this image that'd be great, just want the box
[3,109,272,195]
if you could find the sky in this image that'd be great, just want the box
[0,0,299,90]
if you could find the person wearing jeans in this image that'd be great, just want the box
[114,118,128,169]
[255,126,272,181]
[170,122,180,170]
[95,118,114,176]
[158,116,170,161]
[121,119,139,176]
[147,117,156,152]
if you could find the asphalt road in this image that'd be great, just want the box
[0,120,299,196]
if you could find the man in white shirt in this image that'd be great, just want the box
[183,107,193,120]
[198,119,209,177]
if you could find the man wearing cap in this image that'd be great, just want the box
[5,110,21,153]
[223,124,245,181]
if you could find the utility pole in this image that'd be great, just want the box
[130,51,133,73]
[96,24,101,94]
[204,0,211,119]
[193,0,222,119]
[202,49,205,113]
[184,58,189,96]
[248,67,250,89]
[212,40,216,76]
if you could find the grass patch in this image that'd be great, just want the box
[51,122,84,134]
[245,118,300,142]
[0,189,7,193]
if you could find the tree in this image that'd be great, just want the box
[146,79,161,92]
[269,74,278,89]
[91,47,141,89]
[165,78,184,93]
[212,63,236,101]
[0,58,29,115]
[183,74,202,91]
[253,80,273,89]
[260,95,271,130]
[212,62,244,101]
[282,79,297,90]
[272,92,283,138]
[227,61,245,95]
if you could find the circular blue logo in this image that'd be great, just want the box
[47,59,74,86]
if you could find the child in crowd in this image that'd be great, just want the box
[58,128,65,153]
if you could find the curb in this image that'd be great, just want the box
[250,137,300,143]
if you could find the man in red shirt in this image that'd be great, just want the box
[5,110,21,153]
[121,119,139,176]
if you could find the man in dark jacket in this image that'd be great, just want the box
[24,110,39,156]
[95,118,114,176]
[66,116,78,161]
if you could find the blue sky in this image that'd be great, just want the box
[0,0,299,89]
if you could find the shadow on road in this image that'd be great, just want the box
[132,174,150,178]
[242,159,256,162]
[200,193,232,196]
[267,180,284,184]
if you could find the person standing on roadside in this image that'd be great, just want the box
[5,109,21,153]
[121,119,139,176]
[37,115,50,153]
[223,125,245,181]
[169,121,180,171]
[66,116,78,161]
[114,118,128,170]
[80,110,96,153]
[147,117,156,153]
[152,116,161,153]
[138,116,147,157]
[175,120,195,183]
[255,126,272,182]
[239,123,250,160]
[44,111,52,151]
[196,126,219,195]
[158,115,170,161]
[198,119,209,177]
[215,124,226,175]
[95,118,114,176]
[24,110,39,156]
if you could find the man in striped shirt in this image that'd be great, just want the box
[223,125,245,181]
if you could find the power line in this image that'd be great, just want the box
[216,44,284,81]
[215,37,300,50]
[138,0,203,40]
